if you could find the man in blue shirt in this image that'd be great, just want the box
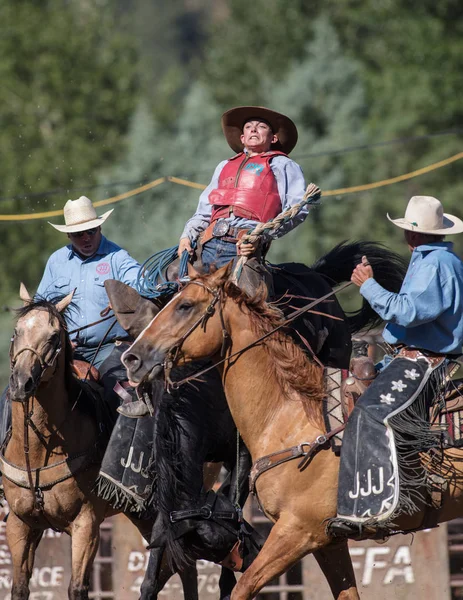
[37,196,140,367]
[329,195,463,538]
[36,196,141,412]
[177,106,310,272]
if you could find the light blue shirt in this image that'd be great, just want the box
[36,236,140,348]
[181,155,309,242]
[360,242,463,354]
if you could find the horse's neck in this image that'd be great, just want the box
[11,387,68,441]
[9,365,72,460]
[220,308,320,460]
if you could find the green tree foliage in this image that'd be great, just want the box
[0,0,140,302]
[118,0,223,125]
[203,0,319,106]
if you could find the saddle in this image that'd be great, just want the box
[72,359,100,383]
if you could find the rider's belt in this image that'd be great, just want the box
[395,346,451,368]
[200,221,248,246]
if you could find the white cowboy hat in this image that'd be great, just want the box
[49,196,114,233]
[387,196,463,235]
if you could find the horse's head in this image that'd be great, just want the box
[122,263,234,386]
[9,284,74,402]
[150,489,264,572]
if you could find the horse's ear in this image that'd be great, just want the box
[19,282,32,305]
[187,262,200,278]
[55,289,75,313]
[105,279,160,337]
[208,261,234,287]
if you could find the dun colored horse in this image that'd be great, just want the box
[122,256,463,599]
[3,286,198,600]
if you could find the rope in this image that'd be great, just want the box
[136,247,190,299]
[0,177,166,222]
[1,151,462,222]
[231,182,321,283]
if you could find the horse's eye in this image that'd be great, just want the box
[176,301,194,312]
[49,332,60,345]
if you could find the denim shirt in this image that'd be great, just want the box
[181,155,309,242]
[36,236,140,348]
[360,242,463,354]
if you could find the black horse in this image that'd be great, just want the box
[139,368,262,600]
[105,283,262,599]
[107,240,406,597]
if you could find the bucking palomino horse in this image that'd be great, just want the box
[3,285,199,600]
[120,241,433,600]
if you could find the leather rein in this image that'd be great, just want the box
[163,279,352,390]
[159,279,349,497]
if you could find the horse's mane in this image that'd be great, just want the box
[221,279,326,423]
[154,363,226,568]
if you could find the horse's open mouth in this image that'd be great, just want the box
[129,363,164,389]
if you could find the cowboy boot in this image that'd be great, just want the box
[114,381,151,418]
[117,399,150,418]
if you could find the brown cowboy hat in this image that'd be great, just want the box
[221,106,298,155]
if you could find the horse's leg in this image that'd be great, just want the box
[219,567,236,600]
[230,517,327,600]
[6,512,43,600]
[68,511,100,600]
[313,541,359,600]
[140,546,199,600]
[139,546,170,600]
[178,564,199,600]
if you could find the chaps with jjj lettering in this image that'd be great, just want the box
[336,354,448,526]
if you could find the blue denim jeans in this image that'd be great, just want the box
[201,238,238,272]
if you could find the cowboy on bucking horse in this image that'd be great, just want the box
[119,105,314,417]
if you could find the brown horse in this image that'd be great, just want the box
[121,262,463,600]
[3,285,197,600]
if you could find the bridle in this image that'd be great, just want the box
[9,318,66,526]
[160,279,352,392]
[162,281,230,389]
[10,334,63,393]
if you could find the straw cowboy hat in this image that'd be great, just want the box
[221,106,298,155]
[49,196,114,233]
[387,196,463,235]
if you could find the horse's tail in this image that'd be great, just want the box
[311,240,407,334]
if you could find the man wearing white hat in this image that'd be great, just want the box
[177,106,310,270]
[36,195,140,378]
[329,195,463,539]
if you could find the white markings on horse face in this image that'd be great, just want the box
[25,315,37,329]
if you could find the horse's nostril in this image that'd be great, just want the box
[124,353,141,371]
[24,377,34,394]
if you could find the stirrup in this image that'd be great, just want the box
[326,517,389,541]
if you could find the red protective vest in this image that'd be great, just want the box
[208,151,286,223]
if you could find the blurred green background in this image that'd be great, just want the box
[1,0,462,387]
